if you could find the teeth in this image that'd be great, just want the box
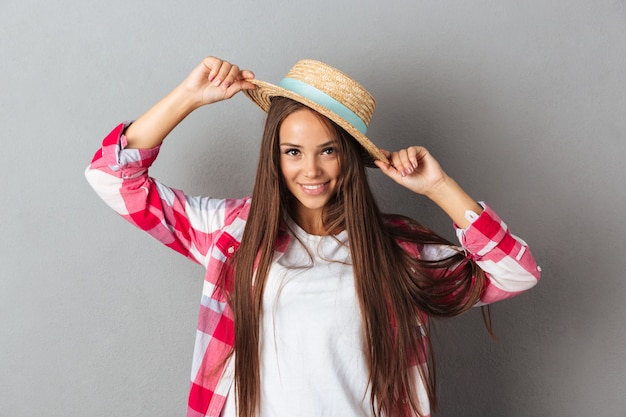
[302,184,324,190]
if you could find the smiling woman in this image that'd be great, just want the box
[85,56,540,417]
[278,107,341,234]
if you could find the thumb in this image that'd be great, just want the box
[374,149,394,175]
[223,80,255,99]
[374,159,399,179]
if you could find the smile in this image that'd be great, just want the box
[299,182,330,195]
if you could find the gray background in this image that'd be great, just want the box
[2,0,625,416]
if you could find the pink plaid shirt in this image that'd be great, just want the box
[85,122,540,417]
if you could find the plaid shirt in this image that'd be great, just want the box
[85,122,540,417]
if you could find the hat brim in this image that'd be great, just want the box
[243,79,388,167]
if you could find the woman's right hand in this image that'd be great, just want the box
[124,56,255,149]
[181,56,256,108]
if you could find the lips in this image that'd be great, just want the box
[299,181,329,195]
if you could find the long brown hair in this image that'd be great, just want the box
[229,97,488,417]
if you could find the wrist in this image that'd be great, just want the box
[423,175,456,201]
[171,83,204,114]
[424,176,483,228]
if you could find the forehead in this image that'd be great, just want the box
[279,108,336,144]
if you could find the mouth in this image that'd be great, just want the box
[299,181,330,195]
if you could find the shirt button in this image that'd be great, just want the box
[228,246,235,254]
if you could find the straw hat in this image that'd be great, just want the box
[243,59,388,165]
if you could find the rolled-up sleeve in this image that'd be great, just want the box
[455,203,541,304]
[85,123,249,267]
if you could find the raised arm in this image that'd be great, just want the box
[124,56,256,149]
[85,56,255,265]
[376,146,541,303]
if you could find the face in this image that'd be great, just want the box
[279,108,341,229]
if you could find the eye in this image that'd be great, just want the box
[283,148,300,156]
[321,147,335,155]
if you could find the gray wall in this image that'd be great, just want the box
[2,0,625,416]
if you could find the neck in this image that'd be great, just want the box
[294,213,327,235]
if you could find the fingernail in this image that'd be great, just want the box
[224,81,232,88]
[214,79,222,87]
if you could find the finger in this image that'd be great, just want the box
[374,159,398,178]
[374,149,391,165]
[202,56,223,82]
[222,65,242,89]
[406,146,420,169]
[237,69,255,80]
[412,146,434,172]
[397,149,415,176]
[212,61,234,87]
[389,150,410,177]
[237,80,257,91]
[375,153,401,175]
[373,159,388,171]
[224,79,256,99]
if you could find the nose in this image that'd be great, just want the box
[303,154,321,178]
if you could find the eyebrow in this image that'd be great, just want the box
[279,140,337,149]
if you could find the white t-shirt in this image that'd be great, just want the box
[222,222,373,416]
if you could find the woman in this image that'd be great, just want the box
[86,57,540,417]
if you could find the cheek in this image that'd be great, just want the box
[328,160,342,179]
[279,160,299,185]
[279,159,291,177]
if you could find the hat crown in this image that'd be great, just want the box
[284,60,375,126]
[243,59,388,165]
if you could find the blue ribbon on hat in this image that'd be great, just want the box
[278,78,368,135]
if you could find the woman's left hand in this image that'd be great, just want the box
[374,146,450,197]
[375,146,484,227]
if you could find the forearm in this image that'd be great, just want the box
[124,84,200,149]
[424,176,483,228]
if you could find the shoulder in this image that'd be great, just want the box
[220,196,252,227]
